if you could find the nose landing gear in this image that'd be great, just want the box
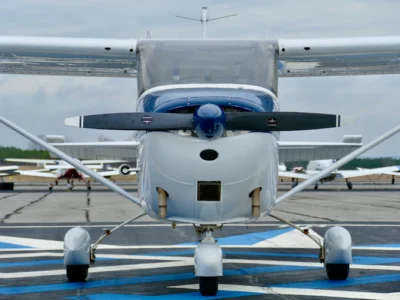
[194,227,223,296]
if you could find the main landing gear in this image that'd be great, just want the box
[345,178,353,190]
[291,178,299,189]
[270,213,352,281]
[63,212,146,282]
[392,175,395,185]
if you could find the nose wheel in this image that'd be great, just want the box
[194,227,223,296]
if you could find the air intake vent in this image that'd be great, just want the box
[200,149,218,161]
[197,181,221,201]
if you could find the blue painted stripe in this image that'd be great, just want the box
[360,244,400,248]
[66,290,260,299]
[141,250,400,265]
[0,258,113,268]
[271,273,400,289]
[0,241,32,249]
[179,228,294,246]
[0,265,315,295]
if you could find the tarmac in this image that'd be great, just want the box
[0,181,400,299]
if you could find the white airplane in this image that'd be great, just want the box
[1,9,400,295]
[281,159,400,190]
[5,158,130,191]
[0,165,19,177]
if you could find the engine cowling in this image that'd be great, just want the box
[119,164,131,176]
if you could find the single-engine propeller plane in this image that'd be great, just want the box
[1,9,400,295]
[5,158,129,190]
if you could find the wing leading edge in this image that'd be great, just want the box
[278,36,400,77]
[0,36,137,77]
[0,36,398,78]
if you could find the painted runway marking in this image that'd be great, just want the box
[67,291,259,299]
[172,284,400,300]
[0,265,314,295]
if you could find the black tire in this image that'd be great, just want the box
[66,265,89,282]
[347,182,353,190]
[291,182,297,189]
[392,178,395,185]
[326,264,349,280]
[199,277,218,296]
[87,186,91,191]
[0,182,14,190]
[314,185,318,190]
[49,187,53,191]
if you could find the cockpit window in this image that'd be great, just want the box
[137,40,278,96]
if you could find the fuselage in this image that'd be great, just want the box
[133,40,281,224]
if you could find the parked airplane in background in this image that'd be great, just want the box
[1,7,400,295]
[0,165,19,178]
[281,159,400,190]
[5,158,130,190]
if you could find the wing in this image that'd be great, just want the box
[0,36,398,79]
[0,165,19,172]
[5,158,58,164]
[279,171,310,180]
[97,170,136,178]
[278,36,400,77]
[51,141,139,160]
[335,165,400,178]
[17,170,57,178]
[0,36,136,77]
[278,141,361,162]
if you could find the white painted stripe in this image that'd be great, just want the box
[224,259,400,271]
[252,228,323,249]
[0,260,193,279]
[0,252,62,259]
[0,235,63,249]
[170,284,394,300]
[2,244,400,252]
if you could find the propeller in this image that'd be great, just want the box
[65,104,343,140]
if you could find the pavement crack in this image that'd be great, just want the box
[273,209,336,221]
[84,194,91,224]
[0,192,21,201]
[0,192,50,223]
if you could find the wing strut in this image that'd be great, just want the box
[0,116,141,207]
[275,123,400,205]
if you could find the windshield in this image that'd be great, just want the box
[137,40,279,96]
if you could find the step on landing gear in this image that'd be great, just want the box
[269,213,352,281]
[194,227,223,296]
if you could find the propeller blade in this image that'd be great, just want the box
[65,113,193,131]
[225,112,341,131]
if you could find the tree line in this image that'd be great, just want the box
[1,145,399,170]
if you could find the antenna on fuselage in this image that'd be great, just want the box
[176,7,238,39]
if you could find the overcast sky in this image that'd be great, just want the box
[0,0,399,156]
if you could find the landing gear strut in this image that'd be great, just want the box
[392,175,395,185]
[63,212,145,282]
[269,213,351,281]
[346,178,353,190]
[314,183,319,190]
[291,178,298,189]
